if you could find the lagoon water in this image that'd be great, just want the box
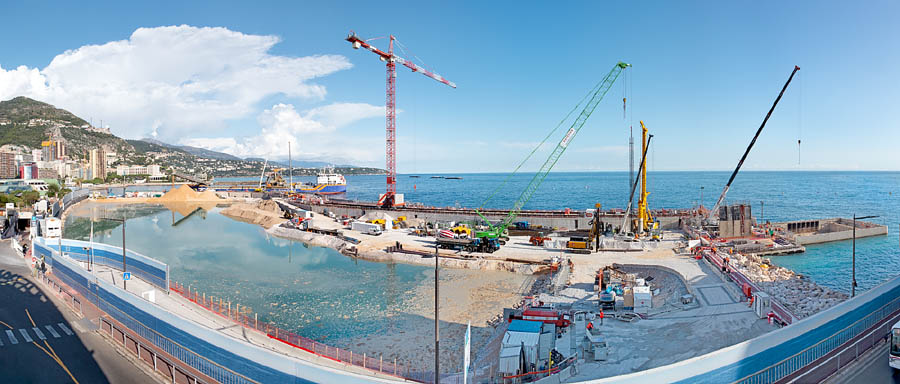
[64,203,430,343]
[78,171,900,342]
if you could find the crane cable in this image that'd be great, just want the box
[479,76,608,209]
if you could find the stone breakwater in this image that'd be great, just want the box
[729,252,848,319]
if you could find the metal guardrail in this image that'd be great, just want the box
[737,292,900,383]
[42,246,259,384]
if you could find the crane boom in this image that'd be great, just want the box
[476,62,630,238]
[708,65,800,220]
[346,31,456,207]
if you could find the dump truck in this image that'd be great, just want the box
[435,236,499,253]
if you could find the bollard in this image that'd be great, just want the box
[380,355,383,372]
[350,350,353,364]
[255,313,258,329]
[363,353,366,368]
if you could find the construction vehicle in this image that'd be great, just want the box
[566,236,591,254]
[508,309,572,328]
[707,66,800,223]
[529,232,551,246]
[636,121,653,235]
[475,62,630,247]
[450,223,472,238]
[436,236,499,253]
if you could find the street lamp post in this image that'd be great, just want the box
[699,186,704,209]
[98,215,127,290]
[852,214,878,297]
[434,239,440,383]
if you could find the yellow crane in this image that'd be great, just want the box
[637,121,653,234]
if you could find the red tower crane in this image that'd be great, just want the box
[346,31,456,207]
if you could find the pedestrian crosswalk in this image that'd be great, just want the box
[1,323,75,347]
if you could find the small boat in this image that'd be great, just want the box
[445,176,463,180]
[409,175,420,178]
[430,176,444,179]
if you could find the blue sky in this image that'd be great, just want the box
[1,1,898,172]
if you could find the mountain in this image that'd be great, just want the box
[0,96,386,177]
[243,158,356,168]
[0,96,133,158]
[141,138,242,161]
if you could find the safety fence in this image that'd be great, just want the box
[169,280,432,382]
[736,289,900,384]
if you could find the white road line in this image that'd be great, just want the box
[58,323,73,336]
[6,329,18,344]
[32,327,46,340]
[44,325,61,338]
[18,329,32,343]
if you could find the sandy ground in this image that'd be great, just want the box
[334,268,532,374]
[221,200,287,229]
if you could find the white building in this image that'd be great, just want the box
[116,164,163,176]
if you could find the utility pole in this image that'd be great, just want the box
[852,214,878,297]
[122,215,127,291]
[434,241,440,383]
[288,141,293,193]
[760,201,764,223]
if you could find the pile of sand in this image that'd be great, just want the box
[221,199,286,228]
[157,185,222,202]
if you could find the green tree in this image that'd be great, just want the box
[47,183,61,198]
[20,191,40,205]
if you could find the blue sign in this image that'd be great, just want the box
[123,272,131,281]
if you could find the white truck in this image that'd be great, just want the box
[351,221,383,236]
[41,217,61,238]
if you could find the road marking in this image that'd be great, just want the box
[58,323,73,336]
[18,328,33,343]
[32,327,46,340]
[45,325,61,338]
[6,329,18,344]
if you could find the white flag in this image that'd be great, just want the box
[463,320,471,384]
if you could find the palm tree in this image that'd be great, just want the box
[47,183,61,198]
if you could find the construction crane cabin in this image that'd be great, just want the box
[345,31,457,207]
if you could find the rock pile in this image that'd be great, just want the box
[727,252,848,319]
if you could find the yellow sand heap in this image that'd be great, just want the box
[157,185,222,202]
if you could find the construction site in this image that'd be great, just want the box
[27,32,890,384]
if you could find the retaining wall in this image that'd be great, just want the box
[32,239,395,384]
[34,238,169,291]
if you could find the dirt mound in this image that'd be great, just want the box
[221,200,285,228]
[157,185,221,202]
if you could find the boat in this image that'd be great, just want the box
[445,176,463,180]
[297,168,347,194]
[430,176,444,179]
[409,175,420,178]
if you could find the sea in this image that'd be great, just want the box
[79,171,900,342]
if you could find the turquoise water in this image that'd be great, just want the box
[63,203,430,342]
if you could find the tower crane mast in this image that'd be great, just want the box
[345,31,456,207]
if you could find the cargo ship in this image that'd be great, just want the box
[297,169,347,194]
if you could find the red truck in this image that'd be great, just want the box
[509,309,572,328]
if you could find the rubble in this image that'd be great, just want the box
[728,252,848,318]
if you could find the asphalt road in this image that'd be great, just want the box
[831,341,900,384]
[0,239,157,384]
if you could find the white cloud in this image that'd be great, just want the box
[0,25,351,140]
[184,102,385,162]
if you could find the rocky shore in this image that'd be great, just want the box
[728,252,848,318]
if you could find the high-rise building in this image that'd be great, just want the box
[19,162,39,180]
[90,148,107,180]
[0,152,16,179]
[31,149,42,162]
[54,140,66,160]
[42,141,55,162]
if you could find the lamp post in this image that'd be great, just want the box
[434,239,440,383]
[852,214,878,297]
[699,186,704,208]
[97,215,127,290]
